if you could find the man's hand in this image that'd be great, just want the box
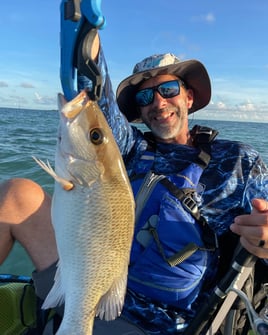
[230,198,268,258]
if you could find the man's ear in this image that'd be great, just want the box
[187,88,194,109]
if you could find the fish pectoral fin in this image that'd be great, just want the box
[96,275,127,321]
[32,156,74,191]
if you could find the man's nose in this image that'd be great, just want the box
[152,91,167,108]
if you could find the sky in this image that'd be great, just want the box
[0,1,268,122]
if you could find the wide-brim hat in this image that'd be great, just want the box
[116,53,211,122]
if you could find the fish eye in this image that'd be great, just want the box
[90,128,104,145]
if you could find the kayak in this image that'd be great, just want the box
[1,271,264,335]
[0,274,147,335]
[0,275,36,335]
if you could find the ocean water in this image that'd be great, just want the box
[0,107,268,276]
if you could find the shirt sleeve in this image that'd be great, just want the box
[243,154,268,212]
[77,43,137,156]
[97,46,137,156]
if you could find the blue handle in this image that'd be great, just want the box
[60,0,105,101]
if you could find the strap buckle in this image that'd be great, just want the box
[182,193,200,219]
[191,125,218,145]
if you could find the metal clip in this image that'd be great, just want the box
[182,194,199,216]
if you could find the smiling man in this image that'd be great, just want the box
[136,75,193,144]
[1,39,268,335]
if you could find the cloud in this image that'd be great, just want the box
[204,13,215,23]
[0,81,8,87]
[217,101,227,110]
[191,12,215,24]
[9,94,28,105]
[33,92,56,106]
[237,101,256,112]
[20,82,35,88]
[196,98,268,123]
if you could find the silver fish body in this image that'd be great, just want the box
[38,91,135,335]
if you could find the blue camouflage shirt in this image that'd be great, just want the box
[93,48,268,334]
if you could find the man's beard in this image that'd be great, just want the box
[142,103,188,142]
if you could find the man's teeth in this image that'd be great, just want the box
[155,113,172,120]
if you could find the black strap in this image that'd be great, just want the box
[190,125,218,168]
[143,131,157,152]
[160,180,200,220]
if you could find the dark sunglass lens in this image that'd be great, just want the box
[135,80,180,106]
[135,89,154,106]
[158,81,180,98]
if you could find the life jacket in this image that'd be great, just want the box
[128,125,219,310]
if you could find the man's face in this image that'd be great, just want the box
[137,75,194,144]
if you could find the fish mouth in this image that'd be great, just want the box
[60,91,89,119]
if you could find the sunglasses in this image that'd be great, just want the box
[135,80,184,107]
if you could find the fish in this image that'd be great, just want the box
[33,90,135,335]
